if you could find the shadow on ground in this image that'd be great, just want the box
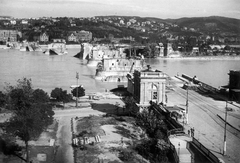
[91,103,127,115]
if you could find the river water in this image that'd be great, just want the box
[0,48,240,94]
[145,57,240,88]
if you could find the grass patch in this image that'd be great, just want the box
[75,115,118,137]
[75,144,102,163]
[74,115,148,162]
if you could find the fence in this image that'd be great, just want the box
[192,137,220,163]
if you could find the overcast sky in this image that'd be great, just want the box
[1,0,240,19]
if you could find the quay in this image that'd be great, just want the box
[126,66,240,162]
[164,75,240,163]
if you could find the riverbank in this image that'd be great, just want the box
[39,44,81,49]
[159,55,240,60]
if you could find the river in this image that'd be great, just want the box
[145,57,240,88]
[0,48,240,94]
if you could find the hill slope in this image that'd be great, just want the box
[163,16,240,34]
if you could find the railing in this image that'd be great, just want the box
[151,102,184,136]
[192,137,220,163]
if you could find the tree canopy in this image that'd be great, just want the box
[0,91,6,108]
[50,87,72,104]
[3,78,54,162]
[71,86,85,98]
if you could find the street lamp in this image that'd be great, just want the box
[185,83,189,124]
[178,142,180,156]
[76,72,79,107]
[223,101,228,156]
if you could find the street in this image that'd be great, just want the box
[54,107,105,163]
[167,85,240,163]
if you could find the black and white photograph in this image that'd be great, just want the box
[0,0,240,163]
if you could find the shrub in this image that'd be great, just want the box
[118,148,135,162]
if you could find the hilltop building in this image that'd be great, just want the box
[127,65,168,108]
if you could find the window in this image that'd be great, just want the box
[152,91,158,100]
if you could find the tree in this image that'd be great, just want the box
[3,78,54,163]
[136,108,167,139]
[71,86,85,98]
[0,134,25,162]
[50,87,72,106]
[0,91,6,108]
[32,89,50,103]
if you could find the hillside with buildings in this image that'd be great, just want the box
[0,15,240,56]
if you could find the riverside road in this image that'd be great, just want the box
[167,79,240,163]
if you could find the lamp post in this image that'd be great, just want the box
[223,101,228,155]
[76,72,79,107]
[178,142,180,156]
[186,84,189,124]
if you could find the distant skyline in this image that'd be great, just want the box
[1,0,240,19]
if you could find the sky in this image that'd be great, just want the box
[0,0,240,19]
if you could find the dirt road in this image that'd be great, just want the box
[54,107,105,163]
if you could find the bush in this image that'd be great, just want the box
[118,148,135,162]
[77,130,89,137]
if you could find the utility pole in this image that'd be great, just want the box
[186,84,189,124]
[178,142,180,156]
[76,72,79,107]
[223,101,228,155]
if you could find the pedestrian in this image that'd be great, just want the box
[188,129,190,136]
[190,128,193,137]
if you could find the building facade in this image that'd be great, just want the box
[67,32,77,42]
[76,30,92,42]
[0,29,18,42]
[40,32,49,42]
[127,66,168,108]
